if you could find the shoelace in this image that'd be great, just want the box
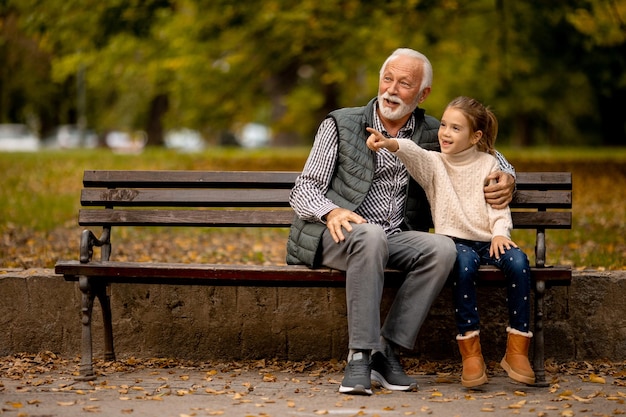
[347,359,371,377]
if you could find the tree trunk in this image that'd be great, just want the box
[145,93,169,146]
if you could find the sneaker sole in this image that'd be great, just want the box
[371,370,418,391]
[339,384,372,395]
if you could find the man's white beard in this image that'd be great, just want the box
[378,92,418,121]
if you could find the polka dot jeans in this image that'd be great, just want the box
[451,238,531,335]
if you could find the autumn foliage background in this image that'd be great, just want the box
[1,147,624,271]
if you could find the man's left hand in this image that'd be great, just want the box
[484,171,515,209]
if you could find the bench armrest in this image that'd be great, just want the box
[80,228,111,263]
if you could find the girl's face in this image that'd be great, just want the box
[438,107,482,155]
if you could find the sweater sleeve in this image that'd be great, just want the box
[394,138,436,188]
[489,205,513,239]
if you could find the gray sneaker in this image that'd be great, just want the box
[370,350,418,391]
[339,351,372,395]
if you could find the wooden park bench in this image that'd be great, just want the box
[55,170,572,385]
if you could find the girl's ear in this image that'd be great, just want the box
[472,130,483,145]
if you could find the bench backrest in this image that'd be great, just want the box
[79,170,572,265]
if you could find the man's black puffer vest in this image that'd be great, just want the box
[286,97,440,267]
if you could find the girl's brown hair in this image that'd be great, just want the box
[446,96,498,155]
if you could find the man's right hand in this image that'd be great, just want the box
[324,208,367,243]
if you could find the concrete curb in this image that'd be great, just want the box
[1,269,625,362]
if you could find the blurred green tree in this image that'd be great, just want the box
[1,0,624,146]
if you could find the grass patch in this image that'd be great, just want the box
[1,146,624,270]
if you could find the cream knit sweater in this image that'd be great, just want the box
[395,139,512,242]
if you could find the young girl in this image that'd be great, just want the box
[366,96,534,387]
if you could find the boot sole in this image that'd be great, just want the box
[500,358,536,385]
[461,370,488,388]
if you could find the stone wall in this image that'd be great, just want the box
[1,269,624,362]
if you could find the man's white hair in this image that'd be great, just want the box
[379,48,433,93]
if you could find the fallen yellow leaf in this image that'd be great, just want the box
[263,373,277,382]
[588,373,606,384]
[508,400,527,409]
[83,405,100,413]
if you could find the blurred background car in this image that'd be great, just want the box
[42,125,99,149]
[0,124,40,152]
[237,123,271,148]
[164,128,206,152]
[105,130,148,154]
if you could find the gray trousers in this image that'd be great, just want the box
[321,223,456,351]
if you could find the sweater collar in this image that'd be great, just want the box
[444,145,479,165]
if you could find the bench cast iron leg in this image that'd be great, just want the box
[96,284,115,362]
[77,276,97,381]
[77,277,115,381]
[533,280,549,387]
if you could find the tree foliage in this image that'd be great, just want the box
[1,0,624,146]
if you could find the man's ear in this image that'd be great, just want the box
[418,87,431,104]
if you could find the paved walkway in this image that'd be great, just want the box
[1,357,625,417]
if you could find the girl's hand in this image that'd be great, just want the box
[490,235,518,258]
[366,127,398,152]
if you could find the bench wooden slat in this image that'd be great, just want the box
[81,188,293,207]
[55,261,572,287]
[78,209,295,227]
[80,188,570,210]
[513,172,572,189]
[510,212,572,229]
[78,209,571,229]
[77,210,570,229]
[83,170,299,189]
[82,170,571,190]
[510,190,571,208]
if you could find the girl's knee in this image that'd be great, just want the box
[455,244,479,271]
[503,248,530,269]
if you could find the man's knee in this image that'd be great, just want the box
[433,234,457,264]
[348,223,389,257]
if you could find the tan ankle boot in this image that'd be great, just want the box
[500,327,536,385]
[457,330,488,387]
